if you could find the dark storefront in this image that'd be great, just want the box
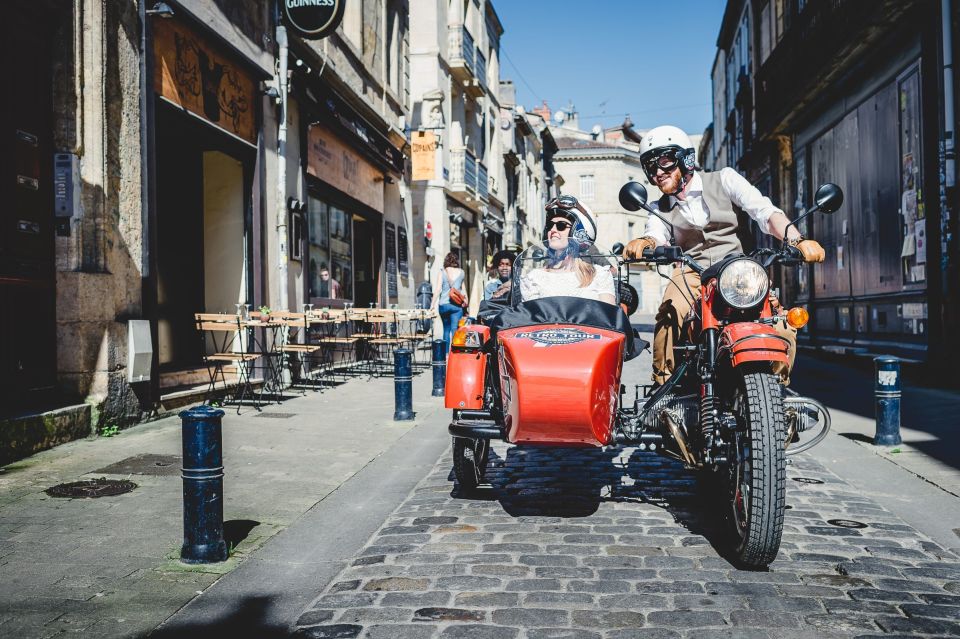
[147,14,262,379]
[1,2,59,409]
[781,42,937,359]
[742,1,949,363]
[297,79,404,309]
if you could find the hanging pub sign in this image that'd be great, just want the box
[283,0,346,40]
[411,131,437,181]
[153,17,256,144]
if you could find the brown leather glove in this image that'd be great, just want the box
[795,239,825,263]
[624,236,658,259]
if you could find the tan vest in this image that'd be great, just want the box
[657,171,748,266]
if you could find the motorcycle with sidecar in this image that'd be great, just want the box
[445,182,841,567]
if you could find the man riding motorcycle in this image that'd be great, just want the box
[623,125,825,385]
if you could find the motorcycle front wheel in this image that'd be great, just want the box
[728,370,786,568]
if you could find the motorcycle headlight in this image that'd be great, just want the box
[717,259,769,309]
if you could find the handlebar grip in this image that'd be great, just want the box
[784,244,803,260]
[641,248,655,259]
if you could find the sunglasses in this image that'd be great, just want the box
[546,219,572,232]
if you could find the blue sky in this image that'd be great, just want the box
[495,0,726,136]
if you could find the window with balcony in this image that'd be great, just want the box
[580,175,595,202]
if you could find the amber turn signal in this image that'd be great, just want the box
[457,317,468,328]
[786,306,809,329]
[451,327,468,348]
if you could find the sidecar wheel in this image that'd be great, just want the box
[728,371,786,568]
[452,437,489,491]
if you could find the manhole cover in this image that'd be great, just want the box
[254,412,295,419]
[792,477,825,485]
[94,454,181,476]
[827,519,868,529]
[46,478,137,498]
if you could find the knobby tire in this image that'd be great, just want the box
[731,371,786,568]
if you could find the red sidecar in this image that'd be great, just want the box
[443,246,644,490]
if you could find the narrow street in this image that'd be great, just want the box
[148,328,960,639]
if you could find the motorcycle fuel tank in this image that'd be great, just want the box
[498,325,624,447]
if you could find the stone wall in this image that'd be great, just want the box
[53,0,144,430]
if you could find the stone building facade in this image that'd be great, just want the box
[704,0,959,368]
[1,0,415,462]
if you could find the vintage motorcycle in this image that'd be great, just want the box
[445,182,840,567]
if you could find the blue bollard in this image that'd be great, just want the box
[874,357,903,446]
[432,339,446,397]
[394,348,414,420]
[179,405,228,563]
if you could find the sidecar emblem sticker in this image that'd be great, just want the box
[516,328,601,346]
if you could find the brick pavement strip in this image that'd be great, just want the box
[293,443,960,638]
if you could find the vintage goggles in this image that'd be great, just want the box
[641,148,683,175]
[545,195,587,216]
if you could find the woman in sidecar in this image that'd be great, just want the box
[448,196,644,490]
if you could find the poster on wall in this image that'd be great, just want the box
[397,227,409,277]
[385,222,398,299]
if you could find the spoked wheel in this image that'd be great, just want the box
[727,371,786,568]
[452,436,490,491]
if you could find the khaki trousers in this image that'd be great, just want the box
[652,267,797,385]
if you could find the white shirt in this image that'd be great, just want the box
[520,266,616,304]
[643,168,782,246]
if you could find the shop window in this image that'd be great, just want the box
[307,195,354,301]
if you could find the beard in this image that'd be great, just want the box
[655,169,683,194]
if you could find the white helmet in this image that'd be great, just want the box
[544,195,597,250]
[638,125,697,194]
[639,125,694,156]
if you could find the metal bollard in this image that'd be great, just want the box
[432,339,446,397]
[874,357,903,446]
[393,348,414,420]
[179,405,228,563]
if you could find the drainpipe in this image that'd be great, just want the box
[276,22,289,312]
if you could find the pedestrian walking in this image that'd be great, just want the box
[430,252,467,353]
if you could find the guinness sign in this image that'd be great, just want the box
[283,0,346,40]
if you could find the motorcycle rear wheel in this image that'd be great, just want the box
[452,436,489,491]
[728,371,786,568]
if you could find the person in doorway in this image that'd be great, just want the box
[431,251,468,353]
[484,249,516,301]
[519,196,616,305]
[319,264,342,299]
[622,125,825,385]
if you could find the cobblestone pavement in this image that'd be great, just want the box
[292,443,960,639]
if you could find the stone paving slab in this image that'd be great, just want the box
[0,370,439,639]
[292,442,960,638]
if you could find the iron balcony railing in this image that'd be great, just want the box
[448,26,476,77]
[475,50,487,88]
[449,147,478,196]
[477,161,488,200]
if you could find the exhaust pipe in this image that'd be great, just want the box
[660,410,697,467]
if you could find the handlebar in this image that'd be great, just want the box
[620,243,811,272]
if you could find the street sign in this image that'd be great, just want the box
[282,0,346,40]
